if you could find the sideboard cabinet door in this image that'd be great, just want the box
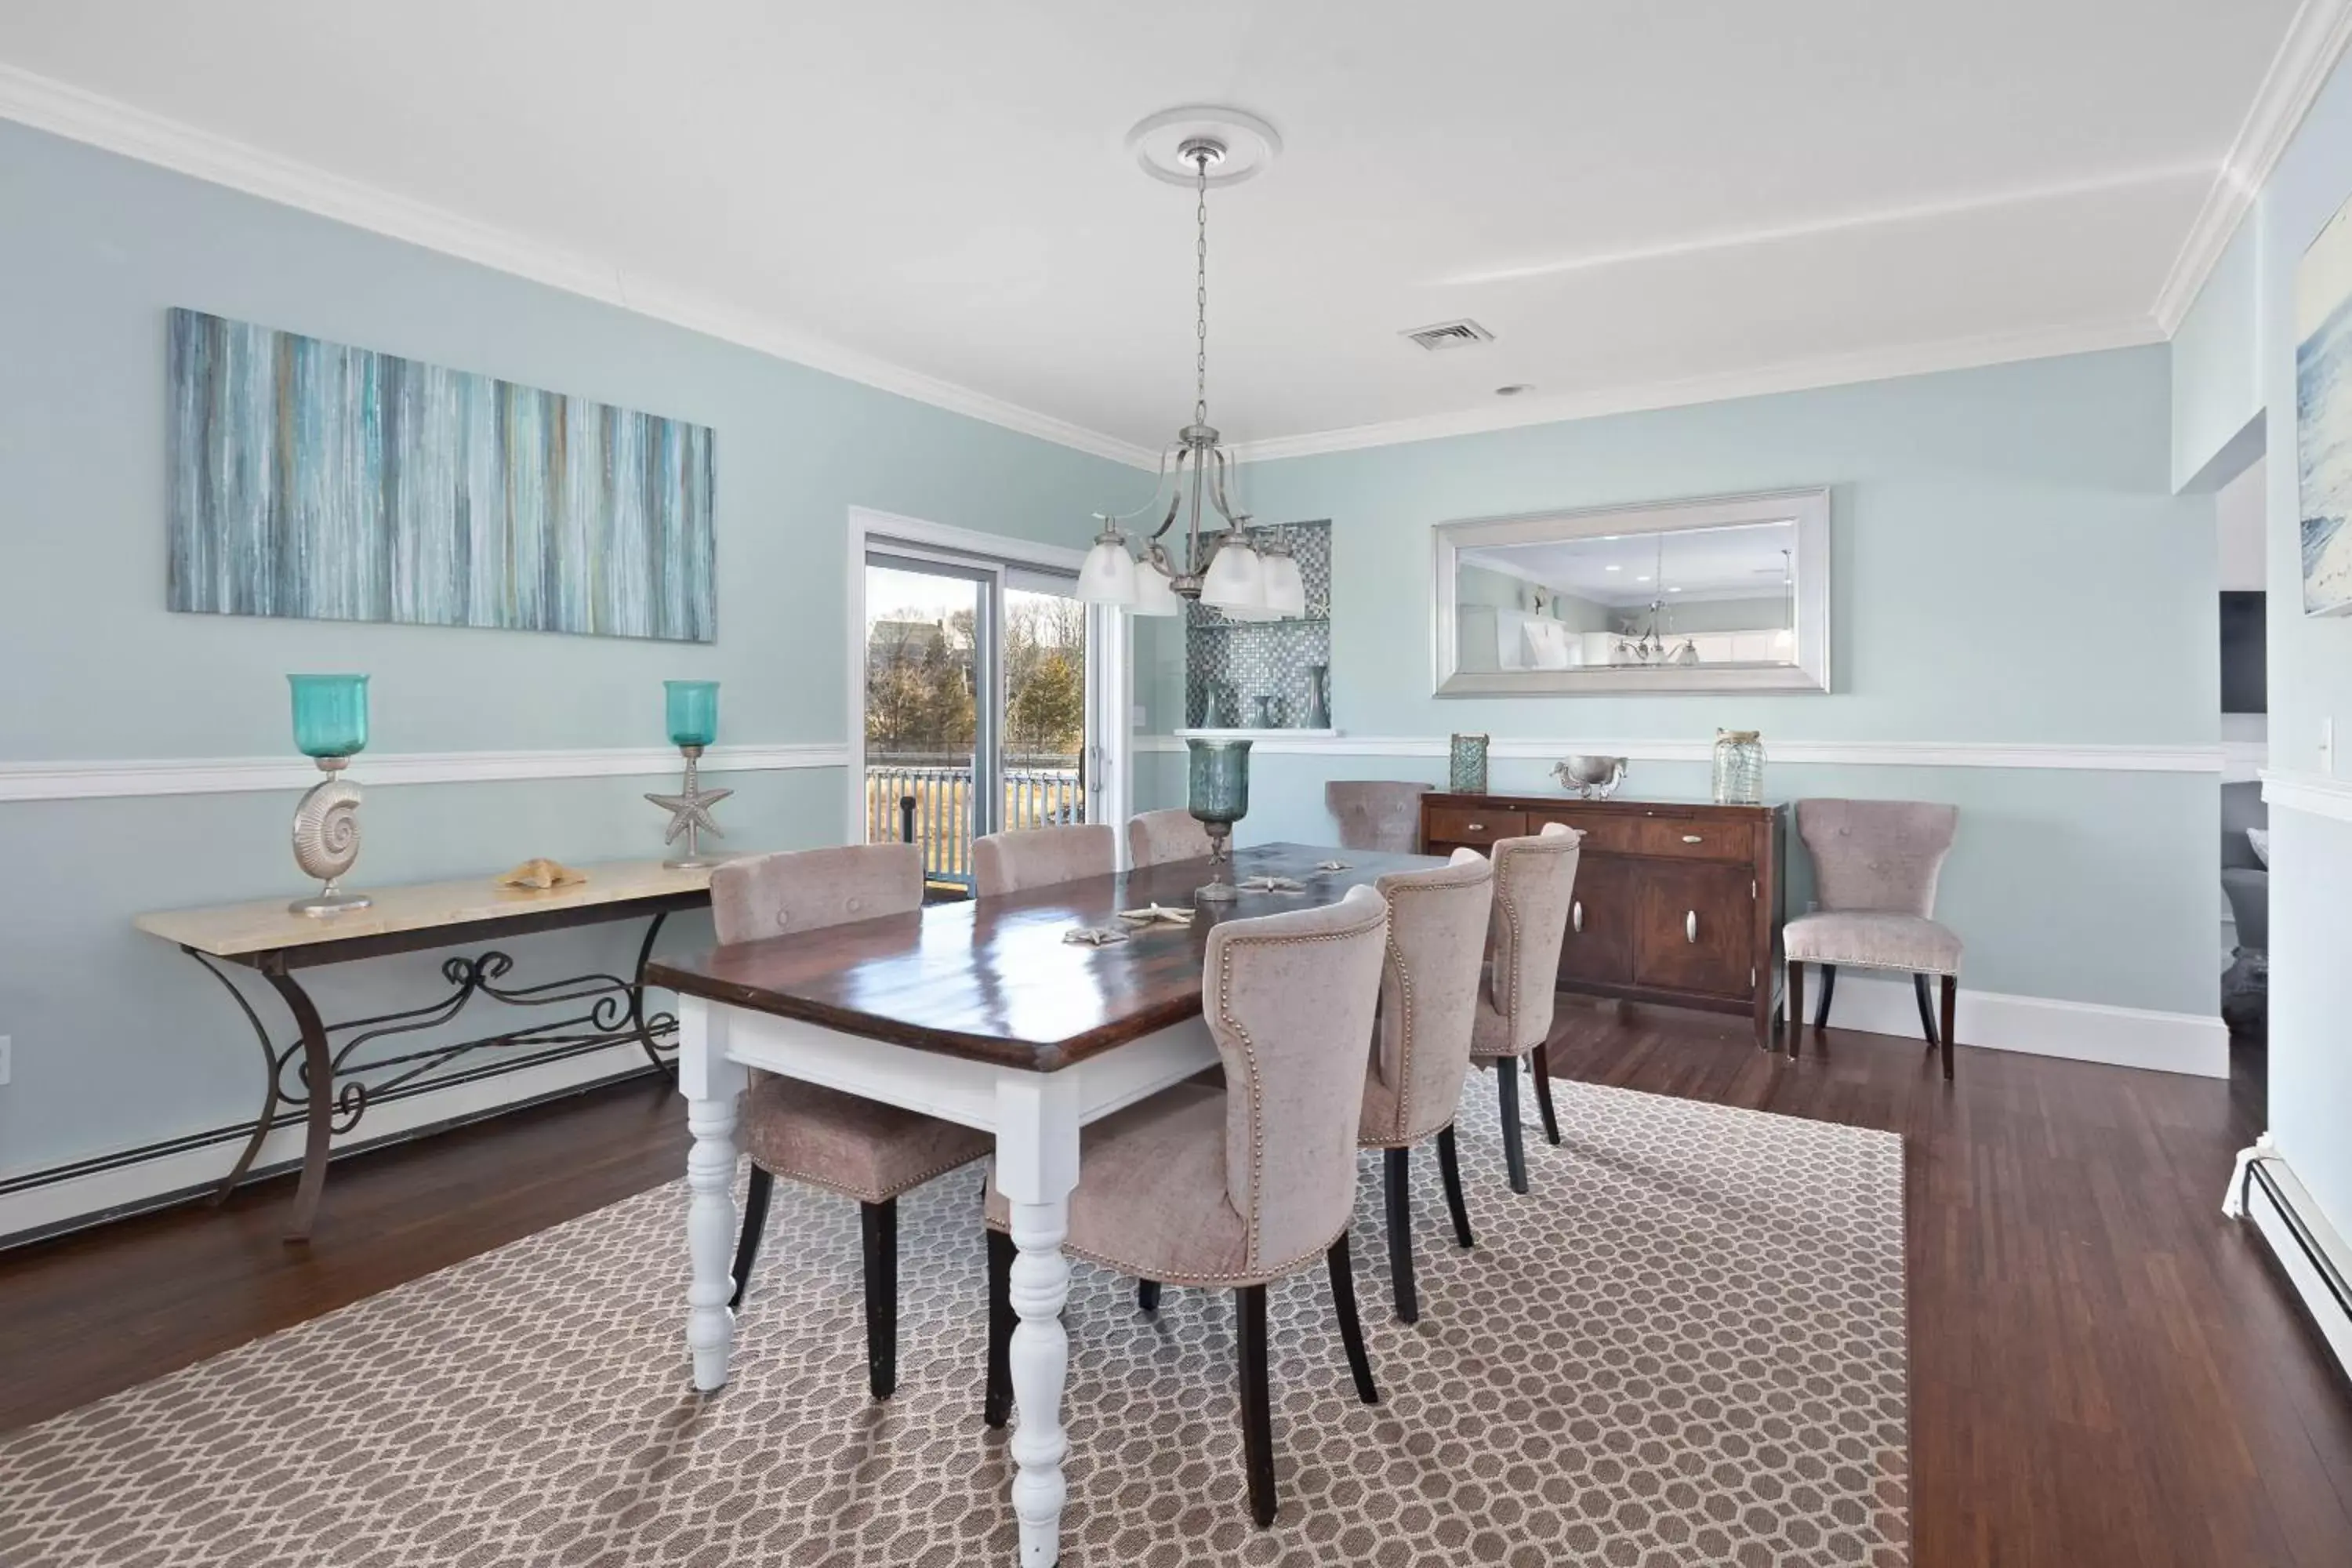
[1632,860,1754,999]
[1557,855,1633,985]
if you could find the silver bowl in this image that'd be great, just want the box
[1551,754,1628,799]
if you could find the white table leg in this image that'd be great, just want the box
[994,1071,1082,1568]
[678,996,749,1392]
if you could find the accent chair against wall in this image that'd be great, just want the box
[710,844,993,1398]
[1785,799,1964,1080]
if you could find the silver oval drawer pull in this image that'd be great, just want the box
[1686,909,1698,943]
[1465,822,1484,831]
[1682,833,1703,844]
[1572,900,1583,933]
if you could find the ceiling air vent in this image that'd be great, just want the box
[1402,318,1494,351]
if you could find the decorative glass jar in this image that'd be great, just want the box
[1449,733,1490,794]
[1712,729,1766,804]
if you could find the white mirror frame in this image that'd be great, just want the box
[1432,487,1832,696]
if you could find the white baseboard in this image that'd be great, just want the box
[1817,970,2228,1078]
[2225,1137,2352,1385]
[0,1043,659,1246]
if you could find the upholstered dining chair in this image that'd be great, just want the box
[1127,807,1215,868]
[1358,849,1495,1322]
[1465,823,1583,1195]
[984,886,1392,1528]
[1785,799,1963,1079]
[710,844,993,1398]
[1325,781,1433,854]
[972,822,1117,897]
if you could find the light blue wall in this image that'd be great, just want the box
[2171,49,2352,1245]
[1142,347,2220,1018]
[0,122,1131,1185]
[2172,216,2267,493]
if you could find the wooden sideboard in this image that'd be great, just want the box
[1420,793,1786,1048]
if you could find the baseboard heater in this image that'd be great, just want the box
[2227,1135,2352,1384]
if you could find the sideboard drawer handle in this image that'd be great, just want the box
[1681,833,1703,844]
[1465,822,1484,832]
[1572,900,1583,933]
[1685,909,1698,943]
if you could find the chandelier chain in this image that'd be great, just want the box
[1193,150,1210,428]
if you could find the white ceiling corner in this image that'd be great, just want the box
[2152,0,2352,332]
[0,2,2319,459]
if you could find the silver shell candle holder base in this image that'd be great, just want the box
[289,757,369,916]
[290,882,373,918]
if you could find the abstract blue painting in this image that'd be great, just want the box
[167,309,716,641]
[2299,197,2352,617]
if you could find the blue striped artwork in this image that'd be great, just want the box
[166,309,716,641]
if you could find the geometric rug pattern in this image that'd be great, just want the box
[0,1076,1907,1566]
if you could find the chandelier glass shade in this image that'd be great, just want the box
[1076,135,1308,622]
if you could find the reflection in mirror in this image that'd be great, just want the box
[1432,488,1830,695]
[1457,521,1798,673]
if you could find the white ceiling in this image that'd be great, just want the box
[1466,521,1795,608]
[0,0,2326,461]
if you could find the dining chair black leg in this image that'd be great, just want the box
[1326,1232,1380,1405]
[1236,1284,1277,1527]
[1496,1056,1530,1195]
[728,1165,774,1311]
[1435,1124,1475,1249]
[1939,974,1958,1081]
[1530,1041,1563,1145]
[1913,972,1940,1045]
[860,1198,898,1400]
[982,1228,1014,1427]
[1137,1279,1163,1313]
[1814,964,1838,1031]
[1382,1146,1418,1323]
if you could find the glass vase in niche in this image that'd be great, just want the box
[1712,729,1766,804]
[1449,733,1490,794]
[1305,664,1330,729]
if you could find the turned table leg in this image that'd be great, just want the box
[993,1071,1081,1568]
[678,996,748,1392]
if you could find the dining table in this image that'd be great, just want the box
[644,840,1437,1567]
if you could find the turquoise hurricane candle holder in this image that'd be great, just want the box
[646,681,731,869]
[285,674,372,916]
[1185,736,1252,905]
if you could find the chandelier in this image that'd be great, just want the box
[1617,534,1698,666]
[1076,122,1306,621]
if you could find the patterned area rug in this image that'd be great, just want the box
[0,1077,1907,1566]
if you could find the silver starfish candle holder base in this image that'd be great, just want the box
[646,744,732,870]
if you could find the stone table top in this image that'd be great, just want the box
[133,857,737,959]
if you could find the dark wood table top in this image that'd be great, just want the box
[647,841,1436,1071]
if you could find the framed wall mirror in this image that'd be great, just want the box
[1432,488,1831,695]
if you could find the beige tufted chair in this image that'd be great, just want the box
[1358,849,1495,1322]
[1126,807,1216,868]
[710,844,991,1399]
[985,885,1392,1528]
[1325,780,1433,854]
[972,822,1116,897]
[1785,799,1963,1078]
[1465,823,1583,1194]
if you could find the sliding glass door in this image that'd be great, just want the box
[861,547,1095,895]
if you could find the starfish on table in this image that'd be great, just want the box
[644,782,733,846]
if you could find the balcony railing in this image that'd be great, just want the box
[864,759,1086,892]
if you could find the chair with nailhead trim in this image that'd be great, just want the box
[1466,822,1583,1195]
[710,843,992,1399]
[1357,848,1495,1323]
[982,885,1392,1528]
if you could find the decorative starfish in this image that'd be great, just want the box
[1236,875,1308,894]
[644,781,732,846]
[1062,925,1131,946]
[1117,902,1195,927]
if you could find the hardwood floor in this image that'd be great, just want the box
[3,1008,2349,1566]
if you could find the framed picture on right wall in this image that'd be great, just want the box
[2299,191,2352,615]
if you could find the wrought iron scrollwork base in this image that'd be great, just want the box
[194,910,680,1241]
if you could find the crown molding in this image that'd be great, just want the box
[0,742,849,803]
[1224,318,2165,463]
[0,62,1159,470]
[2151,0,2352,332]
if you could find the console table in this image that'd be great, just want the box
[1421,793,1786,1048]
[134,859,722,1241]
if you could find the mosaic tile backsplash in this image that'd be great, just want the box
[1184,520,1334,729]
